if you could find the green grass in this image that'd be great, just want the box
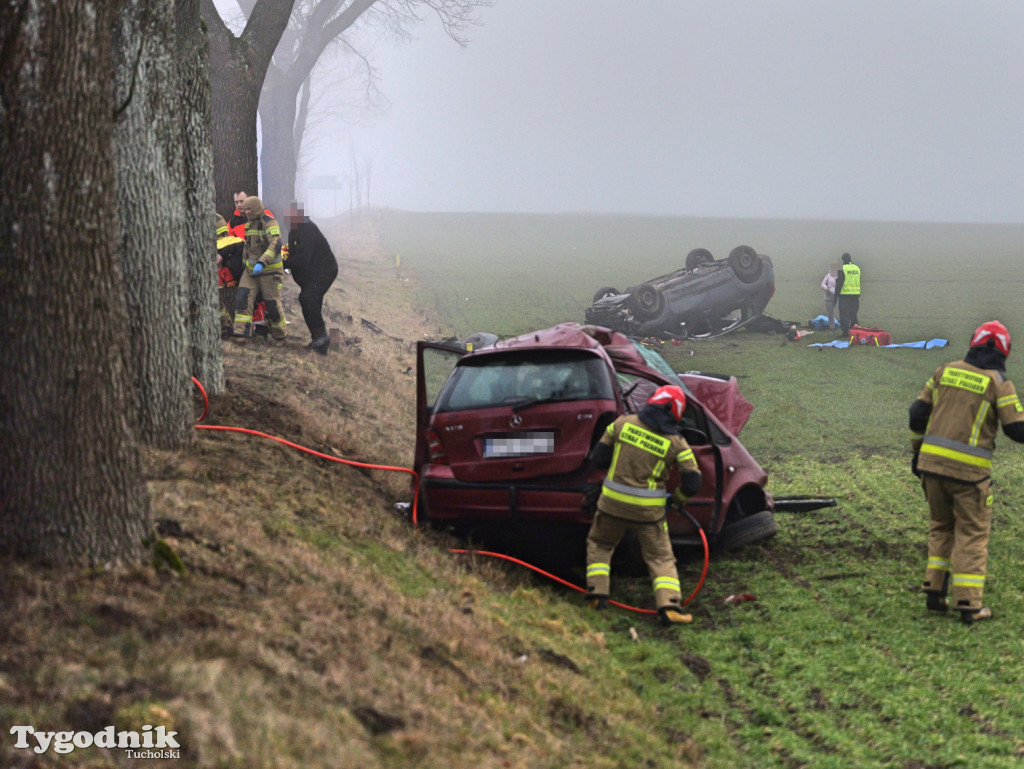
[379,210,1024,769]
[380,210,1024,343]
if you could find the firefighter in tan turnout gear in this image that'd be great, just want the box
[232,196,287,341]
[585,385,702,626]
[910,321,1024,624]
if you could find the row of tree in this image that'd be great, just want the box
[0,0,487,566]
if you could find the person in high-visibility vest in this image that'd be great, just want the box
[910,321,1024,623]
[232,196,287,342]
[215,213,244,338]
[834,252,861,336]
[585,385,702,626]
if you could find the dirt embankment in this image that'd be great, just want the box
[1,216,699,769]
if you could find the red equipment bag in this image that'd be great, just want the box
[848,325,892,346]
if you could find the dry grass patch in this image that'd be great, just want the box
[0,217,696,769]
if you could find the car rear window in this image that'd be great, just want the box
[436,350,616,412]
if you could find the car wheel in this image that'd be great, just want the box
[630,282,666,320]
[716,510,778,551]
[685,248,714,270]
[728,245,763,284]
[592,286,620,304]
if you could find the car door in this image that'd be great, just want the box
[414,341,466,477]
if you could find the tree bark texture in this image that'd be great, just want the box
[202,0,293,215]
[0,0,152,565]
[177,0,225,395]
[258,0,379,209]
[113,0,194,448]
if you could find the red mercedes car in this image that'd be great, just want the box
[413,323,776,553]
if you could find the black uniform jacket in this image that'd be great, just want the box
[287,219,338,287]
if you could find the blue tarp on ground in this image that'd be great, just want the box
[808,338,948,349]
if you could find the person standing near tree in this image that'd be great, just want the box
[232,196,287,342]
[834,252,861,336]
[215,212,244,338]
[910,321,1024,623]
[283,202,338,354]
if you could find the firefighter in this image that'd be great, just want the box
[228,190,273,336]
[834,252,861,336]
[215,213,244,338]
[585,385,702,626]
[232,196,287,342]
[910,321,1024,623]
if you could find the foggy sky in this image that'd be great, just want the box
[316,1,1024,223]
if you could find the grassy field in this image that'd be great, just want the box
[3,212,1024,769]
[378,210,1024,343]
[379,210,1024,768]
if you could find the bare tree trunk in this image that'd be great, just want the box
[202,0,294,215]
[178,0,224,395]
[113,0,193,448]
[0,0,151,565]
[259,65,301,210]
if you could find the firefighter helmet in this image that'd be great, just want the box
[648,385,687,422]
[970,321,1011,357]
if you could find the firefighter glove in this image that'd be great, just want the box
[911,452,920,477]
[670,488,689,508]
[252,262,263,275]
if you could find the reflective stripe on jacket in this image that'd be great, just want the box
[597,414,697,522]
[914,360,1024,482]
[243,212,284,273]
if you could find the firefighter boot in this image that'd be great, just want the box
[959,607,993,625]
[231,323,253,343]
[925,593,949,612]
[658,605,693,626]
[585,593,609,611]
[924,572,950,612]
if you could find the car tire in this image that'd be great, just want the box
[592,286,620,304]
[716,510,778,551]
[630,282,666,320]
[728,245,763,284]
[685,248,714,270]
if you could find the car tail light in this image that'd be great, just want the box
[426,428,448,464]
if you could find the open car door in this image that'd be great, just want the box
[414,341,467,478]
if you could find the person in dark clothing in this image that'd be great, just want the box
[284,202,339,354]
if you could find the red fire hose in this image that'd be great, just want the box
[190,377,708,613]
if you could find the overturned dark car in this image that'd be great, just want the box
[584,245,776,339]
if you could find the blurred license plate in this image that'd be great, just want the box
[484,432,555,458]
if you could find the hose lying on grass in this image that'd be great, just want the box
[191,377,708,613]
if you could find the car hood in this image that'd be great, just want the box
[678,373,754,435]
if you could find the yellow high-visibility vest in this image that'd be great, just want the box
[840,264,861,295]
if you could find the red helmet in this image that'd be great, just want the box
[970,321,1011,357]
[647,385,687,421]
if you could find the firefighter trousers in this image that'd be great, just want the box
[922,474,992,612]
[586,511,682,609]
[219,285,236,334]
[234,272,286,340]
